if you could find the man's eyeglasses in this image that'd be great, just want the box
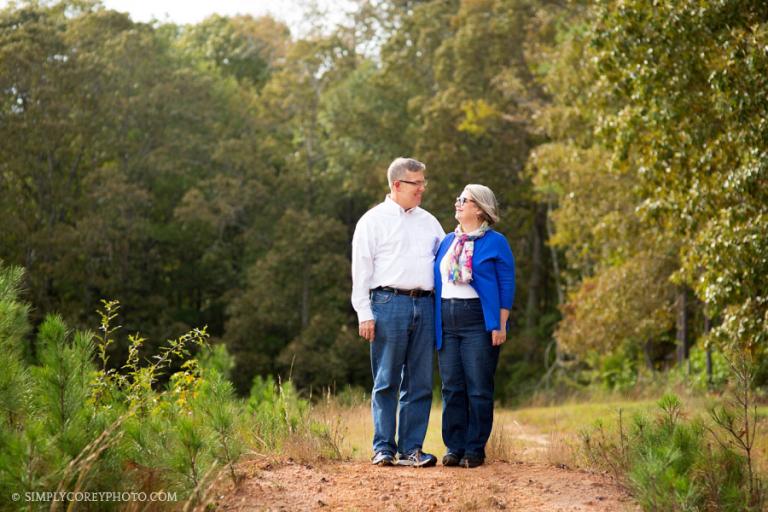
[398,179,428,188]
[455,196,475,206]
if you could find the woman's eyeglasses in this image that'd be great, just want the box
[455,196,475,206]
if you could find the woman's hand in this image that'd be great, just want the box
[491,328,506,346]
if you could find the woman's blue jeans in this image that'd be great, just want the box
[370,289,434,456]
[438,298,500,459]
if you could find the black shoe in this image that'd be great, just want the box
[371,451,395,466]
[442,452,462,466]
[396,450,437,468]
[459,455,484,468]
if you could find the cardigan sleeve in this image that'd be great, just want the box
[494,234,516,310]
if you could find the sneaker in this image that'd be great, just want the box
[459,455,484,468]
[442,452,462,467]
[396,450,437,468]
[371,451,395,466]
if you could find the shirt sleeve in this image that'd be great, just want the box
[494,235,516,310]
[351,216,375,323]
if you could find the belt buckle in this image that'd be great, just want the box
[408,289,419,297]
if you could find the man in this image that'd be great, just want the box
[351,157,445,467]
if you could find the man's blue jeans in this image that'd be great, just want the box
[438,298,500,459]
[370,289,434,456]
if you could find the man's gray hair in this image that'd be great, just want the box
[387,157,426,187]
[464,184,500,225]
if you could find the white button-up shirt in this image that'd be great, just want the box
[351,195,445,322]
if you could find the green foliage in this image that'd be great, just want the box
[583,394,760,511]
[332,385,368,408]
[195,370,245,485]
[4,0,766,413]
[531,0,768,389]
[587,0,768,364]
[199,342,236,381]
[588,345,638,392]
[247,375,308,443]
[225,209,356,391]
[0,0,573,401]
[683,346,729,392]
[0,0,284,363]
[178,14,289,89]
[0,262,349,511]
[0,263,31,353]
[556,251,677,358]
[0,264,32,428]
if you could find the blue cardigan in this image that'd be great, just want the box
[434,230,516,350]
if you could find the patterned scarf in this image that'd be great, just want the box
[448,222,490,284]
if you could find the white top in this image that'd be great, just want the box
[351,195,445,322]
[439,240,480,299]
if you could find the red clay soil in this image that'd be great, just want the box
[215,458,638,511]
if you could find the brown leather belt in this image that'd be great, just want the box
[373,286,434,298]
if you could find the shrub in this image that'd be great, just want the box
[0,262,347,510]
[582,393,761,511]
[0,264,235,510]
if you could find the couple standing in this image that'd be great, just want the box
[351,157,516,468]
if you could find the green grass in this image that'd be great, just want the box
[506,399,657,434]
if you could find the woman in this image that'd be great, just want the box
[434,184,515,468]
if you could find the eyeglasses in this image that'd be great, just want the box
[455,196,475,206]
[398,179,428,188]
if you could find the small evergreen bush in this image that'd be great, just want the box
[0,262,341,510]
[583,393,762,511]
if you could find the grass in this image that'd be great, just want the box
[311,398,655,465]
[499,399,658,468]
[311,402,445,461]
[506,399,657,434]
[311,395,768,473]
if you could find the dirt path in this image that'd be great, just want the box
[215,458,637,511]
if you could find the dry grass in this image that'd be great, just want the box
[758,406,768,475]
[307,396,768,475]
[509,398,768,473]
[311,399,370,460]
[310,402,446,460]
[485,423,520,462]
[309,400,590,466]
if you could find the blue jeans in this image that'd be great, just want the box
[438,298,499,459]
[370,289,434,456]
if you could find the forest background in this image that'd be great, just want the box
[2,0,767,403]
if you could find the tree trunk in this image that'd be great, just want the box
[524,203,546,361]
[544,197,564,369]
[676,287,688,371]
[545,198,564,307]
[644,339,655,372]
[704,314,713,386]
[301,268,310,330]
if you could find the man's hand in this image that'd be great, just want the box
[359,320,375,342]
[491,328,507,346]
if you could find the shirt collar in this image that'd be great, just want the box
[385,194,418,214]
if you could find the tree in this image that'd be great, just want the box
[178,14,290,90]
[590,1,768,376]
[224,210,356,392]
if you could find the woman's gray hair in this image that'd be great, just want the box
[465,184,500,225]
[387,157,426,187]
